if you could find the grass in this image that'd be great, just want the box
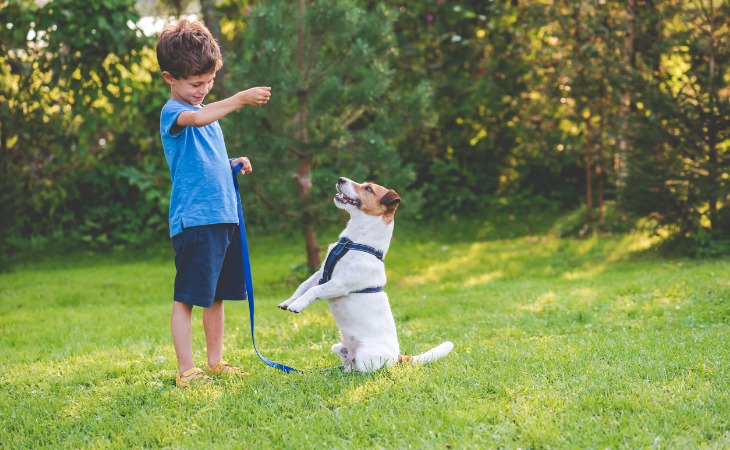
[1,215,729,449]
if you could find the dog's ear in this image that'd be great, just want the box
[380,189,401,210]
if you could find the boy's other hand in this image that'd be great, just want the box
[231,157,252,175]
[239,87,272,107]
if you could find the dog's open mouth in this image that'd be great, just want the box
[335,186,361,207]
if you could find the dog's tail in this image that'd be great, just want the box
[399,341,454,366]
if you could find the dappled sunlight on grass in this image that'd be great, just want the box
[563,233,659,280]
[2,221,730,448]
[464,270,505,287]
[570,286,599,307]
[341,376,392,404]
[336,365,423,406]
[393,231,660,291]
[521,291,560,314]
[610,289,680,320]
[4,348,173,387]
[563,265,608,280]
[396,240,523,288]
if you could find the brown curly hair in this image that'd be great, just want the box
[156,19,223,79]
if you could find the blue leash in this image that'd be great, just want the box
[231,165,298,373]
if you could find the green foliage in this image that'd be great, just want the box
[0,0,169,257]
[1,221,729,447]
[625,1,730,249]
[222,0,419,227]
[1,0,728,258]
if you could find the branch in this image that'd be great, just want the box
[339,106,366,129]
[250,185,297,219]
[289,145,306,159]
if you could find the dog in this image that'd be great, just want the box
[278,177,453,372]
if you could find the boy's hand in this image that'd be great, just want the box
[238,87,272,107]
[231,157,252,175]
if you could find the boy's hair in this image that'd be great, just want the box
[156,19,223,79]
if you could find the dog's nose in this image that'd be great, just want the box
[338,177,346,184]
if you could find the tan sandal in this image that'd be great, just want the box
[175,367,213,387]
[206,360,248,378]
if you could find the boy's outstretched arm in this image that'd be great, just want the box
[178,87,271,128]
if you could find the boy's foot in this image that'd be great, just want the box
[206,360,248,377]
[176,367,213,387]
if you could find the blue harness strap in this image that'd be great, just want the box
[231,165,298,373]
[319,237,385,294]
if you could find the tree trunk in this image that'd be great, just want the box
[597,98,605,222]
[294,0,320,270]
[574,1,594,221]
[616,0,634,206]
[585,114,594,221]
[201,0,227,93]
[705,0,718,231]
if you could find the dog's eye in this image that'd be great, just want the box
[365,186,374,193]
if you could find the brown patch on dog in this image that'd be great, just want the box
[352,181,401,222]
[379,189,401,224]
[380,189,401,211]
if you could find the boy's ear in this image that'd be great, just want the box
[162,71,176,86]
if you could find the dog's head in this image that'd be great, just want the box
[334,177,401,223]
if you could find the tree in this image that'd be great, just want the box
[628,0,730,253]
[0,0,164,255]
[225,0,422,270]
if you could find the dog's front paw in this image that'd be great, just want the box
[285,298,308,313]
[278,297,296,310]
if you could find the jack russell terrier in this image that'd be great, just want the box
[278,177,453,372]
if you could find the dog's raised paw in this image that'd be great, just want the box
[278,298,295,310]
[285,300,307,313]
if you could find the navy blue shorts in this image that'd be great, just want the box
[171,223,247,308]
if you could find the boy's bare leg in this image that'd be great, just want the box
[171,301,195,375]
[203,299,225,366]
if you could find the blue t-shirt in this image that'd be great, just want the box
[160,99,239,237]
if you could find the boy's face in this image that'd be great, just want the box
[162,71,216,106]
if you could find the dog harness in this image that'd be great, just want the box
[319,237,385,294]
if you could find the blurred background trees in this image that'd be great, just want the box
[1,0,728,264]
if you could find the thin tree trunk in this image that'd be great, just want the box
[574,0,594,221]
[597,98,605,222]
[294,0,320,270]
[585,115,594,221]
[616,0,634,205]
[0,115,5,155]
[201,0,227,91]
[705,0,718,231]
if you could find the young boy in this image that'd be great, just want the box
[156,19,272,387]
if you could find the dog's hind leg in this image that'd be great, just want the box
[332,343,346,356]
[332,343,353,371]
[353,349,396,373]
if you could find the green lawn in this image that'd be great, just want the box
[1,217,729,449]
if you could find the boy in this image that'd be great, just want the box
[156,19,271,387]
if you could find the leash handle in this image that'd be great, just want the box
[232,164,299,373]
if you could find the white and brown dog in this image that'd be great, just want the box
[278,177,453,372]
